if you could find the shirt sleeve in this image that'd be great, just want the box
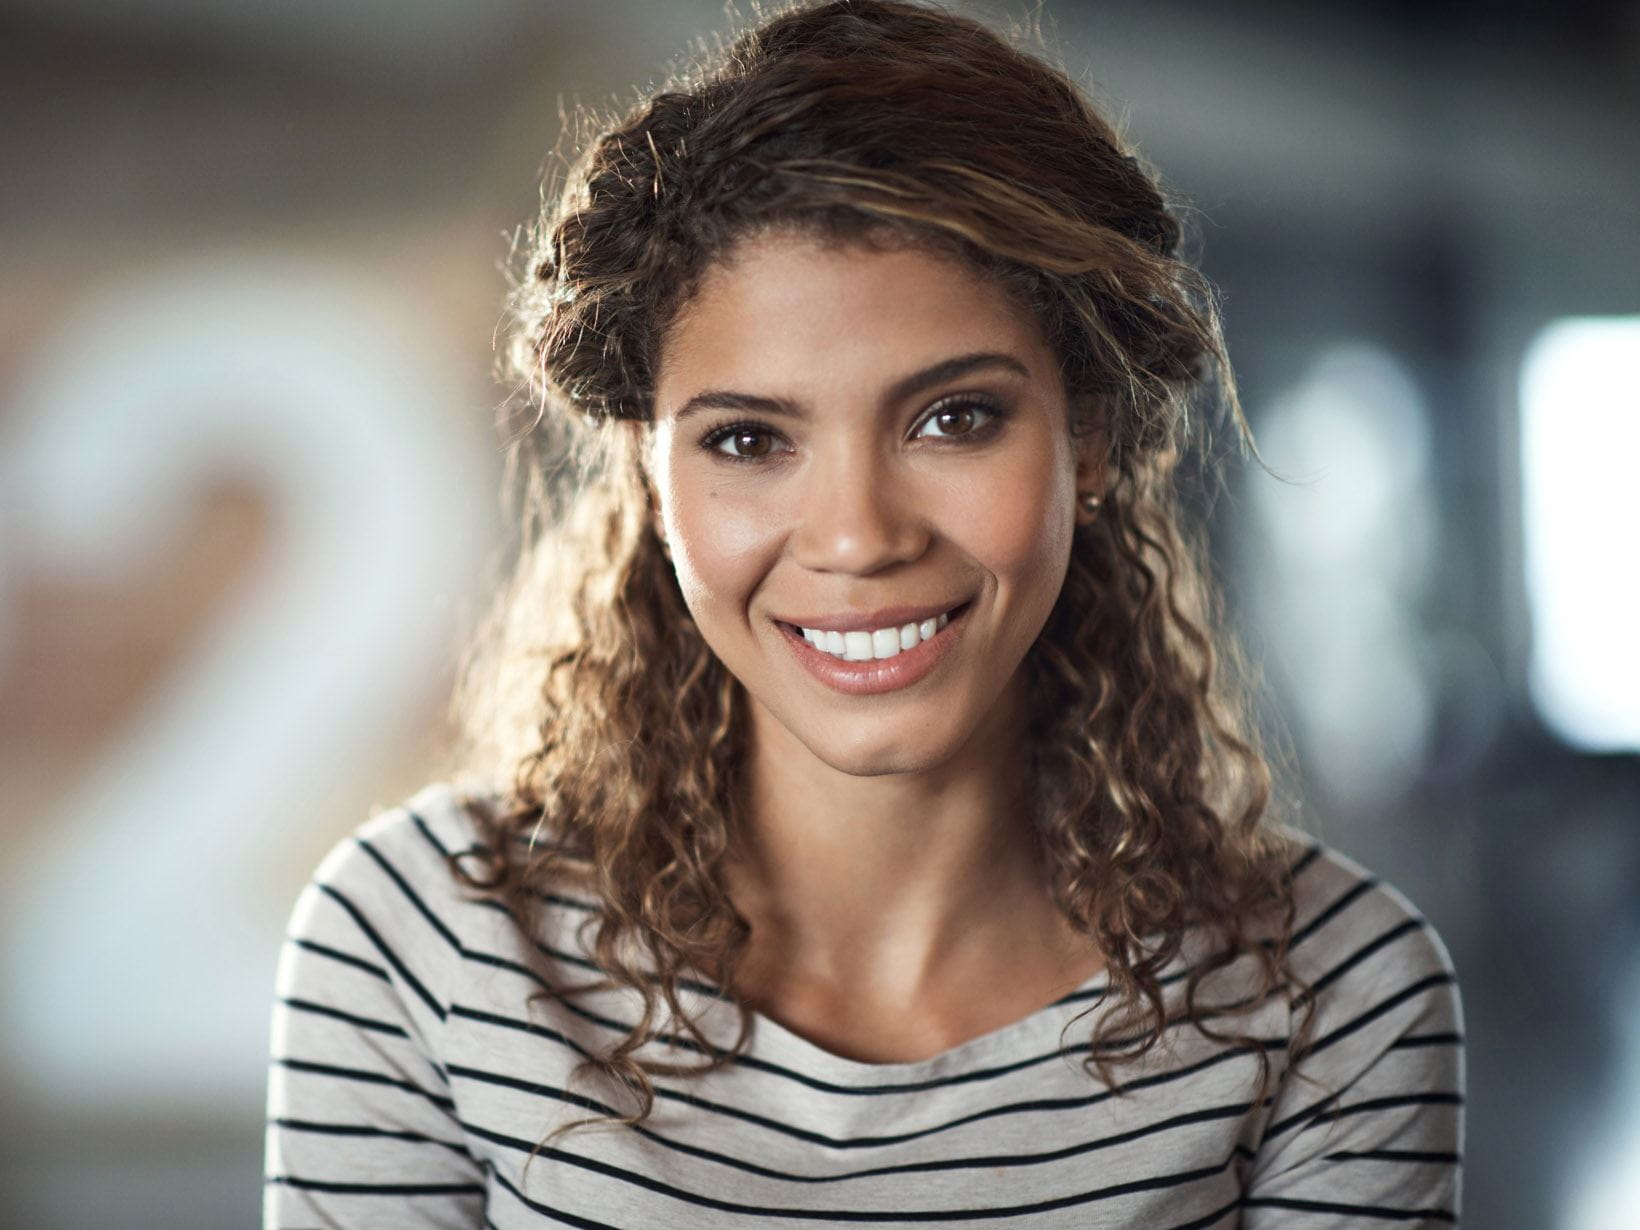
[1243,864,1465,1226]
[264,806,486,1229]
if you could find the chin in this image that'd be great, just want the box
[800,719,964,779]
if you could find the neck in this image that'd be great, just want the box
[725,679,1064,1000]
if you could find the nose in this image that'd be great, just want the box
[789,446,930,575]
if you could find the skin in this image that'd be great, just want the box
[645,231,1107,1063]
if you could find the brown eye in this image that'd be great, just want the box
[705,423,782,460]
[725,429,772,457]
[914,399,999,440]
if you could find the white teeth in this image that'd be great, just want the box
[798,609,956,660]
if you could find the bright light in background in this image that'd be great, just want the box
[1248,343,1437,808]
[1520,317,1640,752]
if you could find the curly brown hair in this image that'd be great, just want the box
[444,0,1308,1132]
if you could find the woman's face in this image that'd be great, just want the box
[647,231,1098,778]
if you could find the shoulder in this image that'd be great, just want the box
[1281,839,1461,1020]
[304,780,493,916]
[1193,834,1462,1084]
[267,786,500,1214]
[1264,836,1464,1136]
[1241,839,1465,1218]
[280,781,514,1013]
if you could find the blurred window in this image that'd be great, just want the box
[1520,316,1640,752]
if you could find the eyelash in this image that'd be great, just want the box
[698,395,1007,464]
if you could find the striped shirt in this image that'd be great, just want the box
[265,782,1464,1227]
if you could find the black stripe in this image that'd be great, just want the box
[484,1142,1243,1222]
[273,1117,471,1155]
[874,1103,1253,1179]
[1234,841,1326,967]
[451,1002,594,1054]
[280,997,409,1038]
[1324,1148,1462,1164]
[1290,878,1379,950]
[274,1057,455,1111]
[460,1098,1256,1185]
[357,834,465,950]
[485,1168,627,1229]
[1241,1195,1455,1222]
[368,829,736,1025]
[1300,919,1425,1001]
[407,808,466,860]
[409,809,600,915]
[448,1037,1277,1152]
[1162,1196,1242,1230]
[290,938,390,982]
[468,895,593,960]
[315,883,446,1021]
[269,1174,483,1197]
[1298,973,1458,1062]
[1318,1092,1464,1123]
[413,812,733,1003]
[452,995,1277,1110]
[1262,1088,1335,1143]
[1391,1031,1463,1050]
[1288,843,1324,879]
[1266,1089,1462,1143]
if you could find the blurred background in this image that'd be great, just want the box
[0,0,1635,1225]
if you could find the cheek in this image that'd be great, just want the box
[667,487,784,628]
[964,443,1076,597]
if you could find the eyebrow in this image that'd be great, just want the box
[671,350,1031,421]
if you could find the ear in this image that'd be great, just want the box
[1071,402,1110,526]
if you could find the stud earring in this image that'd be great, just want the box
[1078,491,1102,519]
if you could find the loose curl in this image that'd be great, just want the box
[445,0,1309,1134]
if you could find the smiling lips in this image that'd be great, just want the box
[775,602,969,695]
[800,611,950,661]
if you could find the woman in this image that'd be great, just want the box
[265,2,1463,1225]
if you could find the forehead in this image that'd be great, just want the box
[654,232,1055,406]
